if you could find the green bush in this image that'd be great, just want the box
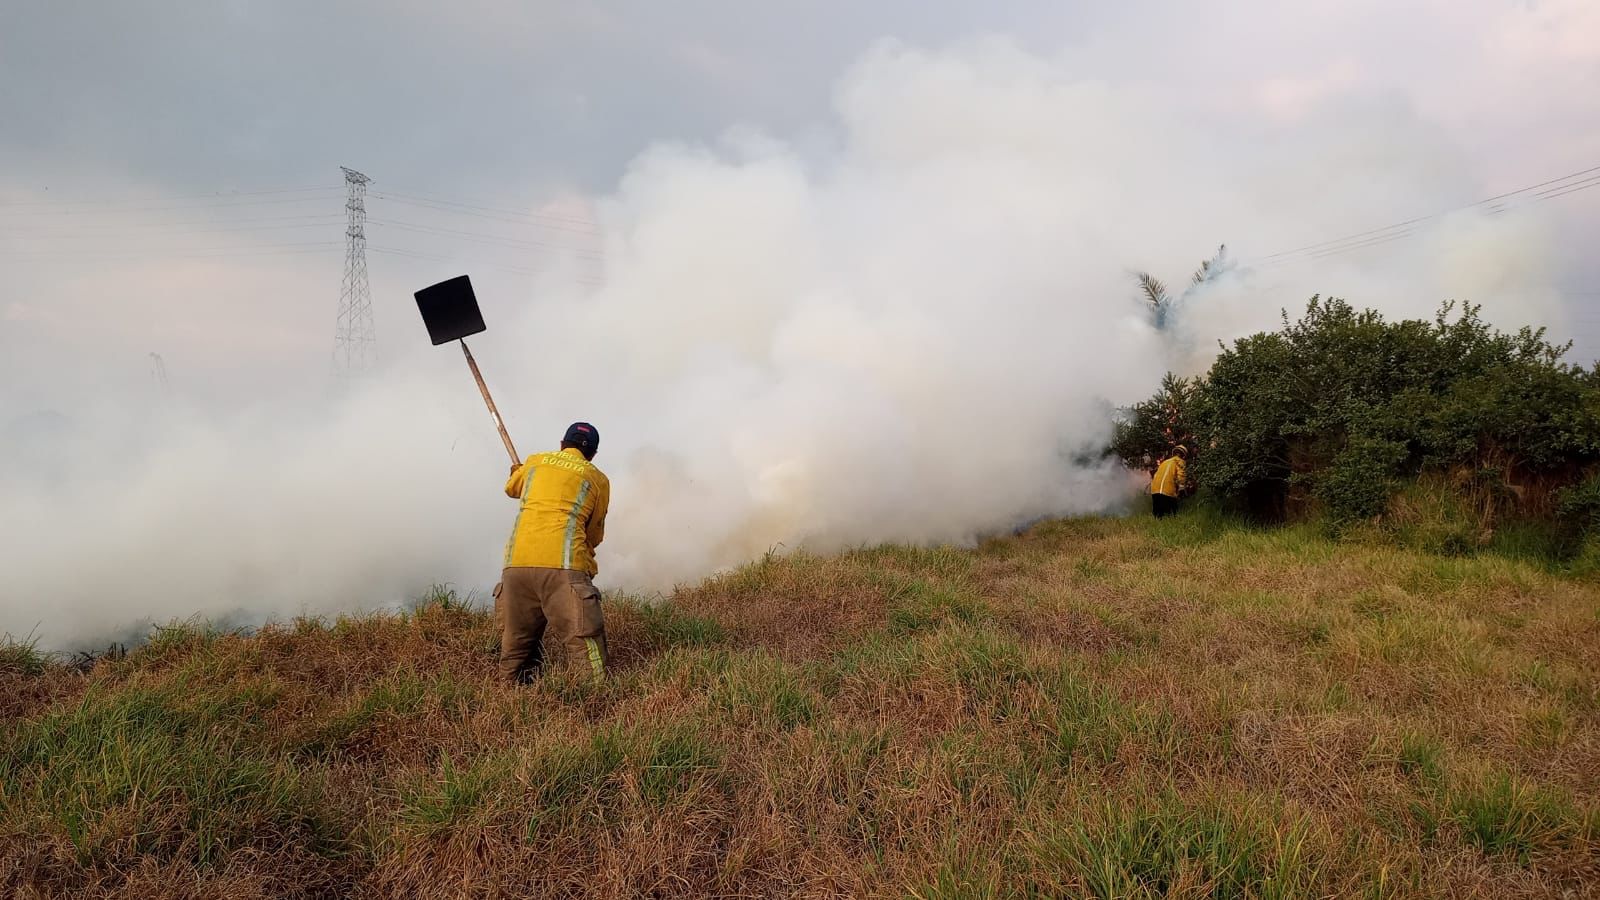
[1314,435,1406,525]
[1109,372,1199,476]
[1114,298,1600,532]
[1555,472,1600,534]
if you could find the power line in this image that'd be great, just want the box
[1299,176,1600,266]
[4,194,346,218]
[0,244,343,262]
[0,240,343,258]
[1255,163,1600,266]
[369,187,598,226]
[369,246,604,285]
[0,176,611,290]
[0,185,341,208]
[0,237,600,284]
[1260,171,1600,264]
[1531,174,1600,203]
[0,212,345,235]
[368,246,452,262]
[1265,169,1600,266]
[367,191,601,235]
[366,218,604,258]
[1,218,345,241]
[1305,230,1414,260]
[0,182,596,228]
[0,207,599,252]
[1481,166,1600,208]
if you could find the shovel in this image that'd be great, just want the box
[413,275,520,466]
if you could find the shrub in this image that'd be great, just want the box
[1110,373,1199,475]
[1116,297,1600,532]
[1555,472,1600,534]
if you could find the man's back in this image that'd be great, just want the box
[503,447,610,573]
[1151,456,1185,497]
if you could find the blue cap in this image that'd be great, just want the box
[563,421,599,455]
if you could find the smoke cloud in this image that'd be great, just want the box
[0,39,1571,649]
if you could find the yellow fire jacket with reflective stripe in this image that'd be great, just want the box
[1150,457,1186,497]
[503,448,611,574]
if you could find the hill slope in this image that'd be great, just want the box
[2,513,1597,898]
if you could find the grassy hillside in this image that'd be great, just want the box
[2,512,1597,898]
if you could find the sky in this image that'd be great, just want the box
[2,0,1597,407]
[1,1,1598,646]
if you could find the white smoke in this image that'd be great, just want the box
[0,39,1572,648]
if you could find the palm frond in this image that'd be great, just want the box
[1191,244,1230,286]
[1137,272,1170,308]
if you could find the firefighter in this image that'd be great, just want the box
[1150,445,1187,518]
[495,422,611,683]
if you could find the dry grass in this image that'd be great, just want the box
[2,510,1597,898]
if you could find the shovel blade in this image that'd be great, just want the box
[414,275,487,345]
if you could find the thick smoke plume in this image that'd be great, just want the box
[0,40,1569,648]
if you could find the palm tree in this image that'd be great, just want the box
[1134,244,1229,330]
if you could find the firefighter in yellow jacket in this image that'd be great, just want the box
[1150,446,1187,518]
[496,422,611,683]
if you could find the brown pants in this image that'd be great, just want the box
[495,567,606,683]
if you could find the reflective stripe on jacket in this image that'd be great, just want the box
[1150,457,1185,498]
[503,447,611,574]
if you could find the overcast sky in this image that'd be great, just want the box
[2,0,1598,413]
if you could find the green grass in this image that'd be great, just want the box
[520,727,630,835]
[2,509,1597,897]
[634,723,722,805]
[294,671,472,758]
[709,652,818,730]
[1031,793,1322,899]
[395,753,515,836]
[1442,772,1590,863]
[0,634,48,676]
[0,682,332,865]
[1396,730,1445,784]
[624,597,728,649]
[886,577,986,635]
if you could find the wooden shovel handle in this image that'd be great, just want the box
[460,339,520,466]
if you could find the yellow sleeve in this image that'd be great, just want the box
[1176,459,1187,490]
[504,457,532,499]
[586,478,610,548]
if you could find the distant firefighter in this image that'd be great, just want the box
[1150,446,1187,518]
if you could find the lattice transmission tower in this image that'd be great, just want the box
[333,166,375,375]
[148,352,170,395]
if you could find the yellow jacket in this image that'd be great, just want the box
[503,448,611,574]
[1151,456,1186,498]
